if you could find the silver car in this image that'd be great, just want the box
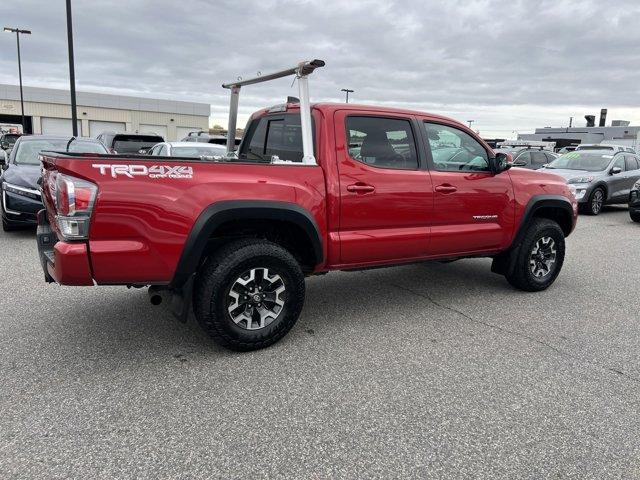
[146,141,227,158]
[540,150,640,215]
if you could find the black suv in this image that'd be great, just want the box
[493,145,558,170]
[96,132,164,154]
[630,180,640,223]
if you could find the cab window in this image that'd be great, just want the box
[238,114,311,162]
[423,123,489,172]
[345,116,418,169]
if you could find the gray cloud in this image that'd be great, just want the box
[2,0,640,136]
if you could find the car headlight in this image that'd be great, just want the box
[2,182,41,200]
[633,180,640,191]
[568,176,595,184]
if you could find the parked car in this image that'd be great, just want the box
[96,132,164,154]
[1,135,107,231]
[629,180,640,222]
[35,59,577,351]
[182,131,241,146]
[575,144,635,153]
[0,132,22,154]
[147,141,226,158]
[493,146,557,170]
[540,150,640,215]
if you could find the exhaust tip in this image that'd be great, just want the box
[149,294,162,306]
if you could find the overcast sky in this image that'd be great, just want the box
[2,0,640,137]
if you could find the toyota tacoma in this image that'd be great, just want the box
[36,60,577,350]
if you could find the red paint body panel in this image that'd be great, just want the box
[50,242,93,286]
[38,103,577,286]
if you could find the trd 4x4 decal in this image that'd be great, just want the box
[92,164,193,179]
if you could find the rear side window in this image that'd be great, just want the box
[345,116,418,170]
[239,114,309,162]
[625,155,639,170]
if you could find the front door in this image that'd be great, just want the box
[335,112,433,265]
[421,121,514,256]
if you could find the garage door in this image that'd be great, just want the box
[176,126,200,141]
[89,120,125,137]
[139,124,167,140]
[41,117,82,136]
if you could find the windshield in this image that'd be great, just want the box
[546,151,613,172]
[171,145,226,158]
[14,139,107,165]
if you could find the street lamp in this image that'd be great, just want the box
[66,0,78,136]
[341,88,354,103]
[467,120,475,129]
[4,27,31,134]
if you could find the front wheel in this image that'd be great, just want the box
[630,210,640,223]
[193,239,306,351]
[504,218,566,292]
[582,187,605,215]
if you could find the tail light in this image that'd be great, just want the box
[54,173,97,240]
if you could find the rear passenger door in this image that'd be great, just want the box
[421,121,514,256]
[334,111,433,265]
[512,151,531,168]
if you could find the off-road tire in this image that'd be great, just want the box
[581,187,605,215]
[630,211,640,223]
[193,239,305,351]
[504,218,565,292]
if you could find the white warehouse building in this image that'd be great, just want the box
[0,84,210,141]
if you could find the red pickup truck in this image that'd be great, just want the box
[36,61,577,350]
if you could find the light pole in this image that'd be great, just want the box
[467,120,475,129]
[66,0,78,136]
[341,88,354,103]
[3,27,31,134]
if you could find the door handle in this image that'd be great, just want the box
[347,183,375,193]
[435,184,457,193]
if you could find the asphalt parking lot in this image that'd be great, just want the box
[1,208,639,479]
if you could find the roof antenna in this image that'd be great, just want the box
[66,136,76,152]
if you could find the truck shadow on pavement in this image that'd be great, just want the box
[45,258,510,367]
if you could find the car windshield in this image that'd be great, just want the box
[14,139,107,165]
[112,135,163,153]
[171,145,226,158]
[545,151,613,172]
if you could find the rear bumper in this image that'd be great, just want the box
[36,210,93,286]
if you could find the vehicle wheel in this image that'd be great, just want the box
[583,187,605,215]
[630,211,640,223]
[193,239,306,351]
[504,218,565,292]
[2,218,17,232]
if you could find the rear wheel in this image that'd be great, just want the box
[504,218,565,292]
[630,210,640,223]
[193,239,305,351]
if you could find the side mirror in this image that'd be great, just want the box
[0,141,8,150]
[512,160,527,167]
[491,152,511,174]
[0,150,7,167]
[610,166,622,175]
